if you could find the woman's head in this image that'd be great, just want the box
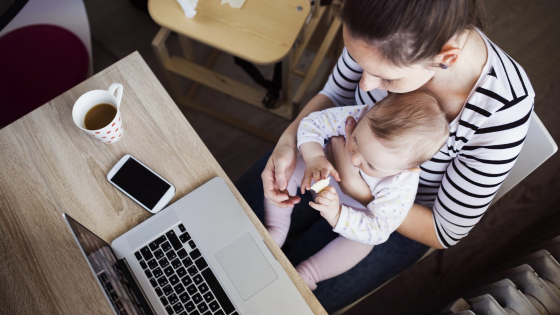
[341,0,486,93]
[349,91,449,178]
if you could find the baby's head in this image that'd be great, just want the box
[349,91,449,177]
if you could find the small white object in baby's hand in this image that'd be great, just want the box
[311,177,331,194]
[176,0,198,18]
[221,0,246,9]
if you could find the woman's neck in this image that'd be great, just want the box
[422,29,488,122]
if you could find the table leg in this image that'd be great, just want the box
[179,35,194,61]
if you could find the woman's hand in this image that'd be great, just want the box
[326,117,374,206]
[261,135,301,208]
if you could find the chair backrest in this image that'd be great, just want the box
[492,112,557,203]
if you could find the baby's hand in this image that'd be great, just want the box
[309,186,341,227]
[301,155,340,194]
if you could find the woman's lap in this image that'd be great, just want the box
[235,152,429,313]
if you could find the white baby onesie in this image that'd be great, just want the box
[297,104,419,245]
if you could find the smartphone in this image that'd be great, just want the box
[107,154,175,214]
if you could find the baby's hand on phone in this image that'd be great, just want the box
[309,186,341,227]
[301,156,340,194]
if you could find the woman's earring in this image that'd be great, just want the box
[439,63,448,69]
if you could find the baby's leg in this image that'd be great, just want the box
[264,155,306,248]
[296,236,374,290]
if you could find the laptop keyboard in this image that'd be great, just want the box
[134,223,238,315]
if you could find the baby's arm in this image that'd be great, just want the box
[297,104,371,148]
[333,172,420,245]
[298,105,371,192]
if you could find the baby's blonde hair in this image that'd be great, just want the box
[366,91,449,168]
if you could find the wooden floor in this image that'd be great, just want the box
[18,0,560,313]
[347,0,560,314]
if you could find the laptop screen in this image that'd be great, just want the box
[64,214,151,315]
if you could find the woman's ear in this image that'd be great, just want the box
[435,38,462,68]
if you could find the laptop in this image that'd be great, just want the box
[64,177,313,315]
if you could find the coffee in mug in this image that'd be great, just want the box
[72,83,124,144]
[84,103,117,130]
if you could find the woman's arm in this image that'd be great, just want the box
[262,94,335,208]
[397,203,444,249]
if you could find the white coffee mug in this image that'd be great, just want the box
[72,83,124,144]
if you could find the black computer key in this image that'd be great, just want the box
[166,250,177,261]
[198,283,209,294]
[173,302,184,314]
[202,311,211,315]
[139,260,148,270]
[159,257,169,268]
[165,305,173,315]
[145,269,153,279]
[154,249,164,260]
[162,284,173,296]
[182,257,193,268]
[166,230,183,250]
[192,293,203,304]
[158,277,169,287]
[171,258,182,269]
[147,259,158,270]
[177,249,188,259]
[181,275,192,286]
[140,246,153,261]
[195,257,208,271]
[208,301,219,312]
[188,240,196,249]
[185,301,196,312]
[197,302,208,313]
[178,224,186,232]
[169,275,180,286]
[231,312,238,315]
[134,252,142,261]
[149,235,166,251]
[190,249,201,260]
[193,274,203,285]
[213,309,224,315]
[168,293,179,305]
[176,267,187,278]
[174,283,185,295]
[187,266,198,276]
[179,232,191,243]
[179,292,190,303]
[164,266,175,277]
[148,278,157,288]
[153,267,163,278]
[159,296,168,306]
[203,292,214,303]
[186,284,197,295]
[105,282,114,292]
[155,287,164,297]
[190,311,200,315]
[161,241,172,252]
[201,268,235,314]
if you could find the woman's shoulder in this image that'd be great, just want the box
[466,32,535,116]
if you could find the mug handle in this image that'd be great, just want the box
[108,83,123,108]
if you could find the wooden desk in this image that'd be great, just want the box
[0,52,326,315]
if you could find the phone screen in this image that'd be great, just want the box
[110,158,171,210]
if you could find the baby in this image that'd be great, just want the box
[264,90,449,290]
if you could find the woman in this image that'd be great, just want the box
[236,0,534,312]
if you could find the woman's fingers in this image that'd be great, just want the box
[320,168,330,180]
[273,157,290,191]
[330,168,341,182]
[312,170,321,183]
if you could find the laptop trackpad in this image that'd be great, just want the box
[215,233,278,301]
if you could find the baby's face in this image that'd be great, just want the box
[348,119,410,178]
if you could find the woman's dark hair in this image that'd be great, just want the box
[340,0,487,67]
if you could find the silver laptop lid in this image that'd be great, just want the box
[63,213,153,315]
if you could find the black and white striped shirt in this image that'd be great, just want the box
[319,31,534,248]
